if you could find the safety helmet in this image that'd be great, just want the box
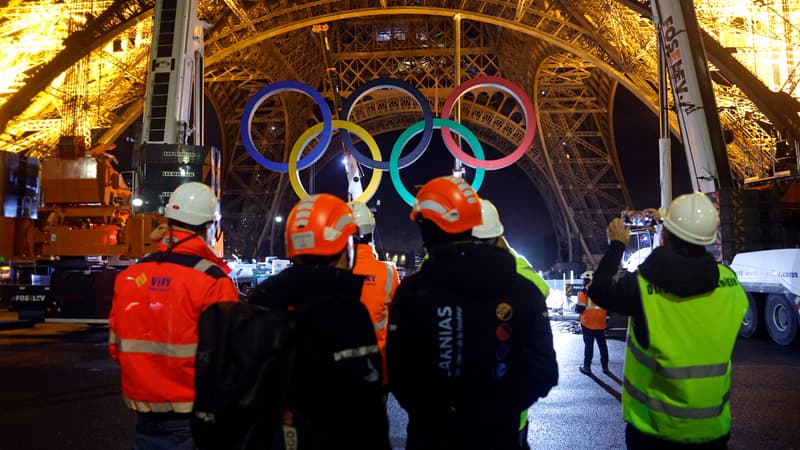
[580,270,593,282]
[164,182,217,226]
[286,194,358,258]
[471,199,504,239]
[663,192,718,246]
[348,201,375,236]
[409,176,482,234]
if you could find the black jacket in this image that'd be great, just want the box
[588,240,719,349]
[387,242,558,449]
[247,264,390,450]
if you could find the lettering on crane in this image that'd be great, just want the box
[660,16,689,98]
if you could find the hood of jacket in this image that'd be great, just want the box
[155,228,231,274]
[638,246,719,297]
[249,264,365,309]
[423,241,518,297]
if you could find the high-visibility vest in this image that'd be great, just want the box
[623,265,747,443]
[508,246,550,298]
[352,243,399,385]
[577,290,606,330]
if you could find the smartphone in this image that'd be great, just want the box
[621,210,655,227]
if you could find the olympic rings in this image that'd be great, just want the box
[390,118,486,206]
[288,120,383,204]
[240,80,333,173]
[440,76,536,170]
[340,78,434,170]
[240,76,536,202]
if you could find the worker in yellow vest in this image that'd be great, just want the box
[588,192,748,449]
[575,270,609,375]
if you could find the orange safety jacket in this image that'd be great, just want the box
[352,243,399,385]
[108,229,239,413]
[577,289,607,330]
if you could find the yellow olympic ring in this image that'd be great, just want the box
[288,120,383,203]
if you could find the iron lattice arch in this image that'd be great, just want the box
[1,0,800,265]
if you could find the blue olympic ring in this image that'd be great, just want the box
[390,118,486,206]
[240,80,333,173]
[340,78,434,171]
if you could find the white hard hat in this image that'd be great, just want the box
[472,199,504,239]
[580,270,593,281]
[164,182,217,226]
[663,192,718,246]
[348,201,375,236]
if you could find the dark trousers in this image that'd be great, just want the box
[581,325,609,368]
[134,412,194,450]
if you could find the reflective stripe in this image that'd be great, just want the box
[585,299,603,310]
[623,378,729,420]
[118,338,197,358]
[416,199,448,215]
[627,340,728,379]
[109,330,119,345]
[332,344,379,362]
[193,259,215,274]
[124,397,193,413]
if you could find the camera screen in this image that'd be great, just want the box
[621,210,655,227]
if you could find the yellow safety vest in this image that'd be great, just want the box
[624,265,747,443]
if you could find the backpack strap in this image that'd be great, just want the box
[140,252,227,279]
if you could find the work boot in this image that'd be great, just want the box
[579,365,591,375]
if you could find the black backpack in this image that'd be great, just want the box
[191,301,298,450]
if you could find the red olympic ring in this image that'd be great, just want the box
[440,76,537,170]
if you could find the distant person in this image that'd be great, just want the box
[574,271,609,375]
[349,201,400,391]
[246,194,390,450]
[387,176,558,450]
[588,192,748,449]
[109,182,239,450]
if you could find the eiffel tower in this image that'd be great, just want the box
[1,0,799,268]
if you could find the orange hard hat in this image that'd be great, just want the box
[409,176,482,234]
[285,194,358,258]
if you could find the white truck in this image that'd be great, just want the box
[730,249,800,346]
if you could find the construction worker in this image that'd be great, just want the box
[349,201,400,390]
[471,197,552,438]
[588,192,748,449]
[472,198,551,297]
[575,270,610,375]
[246,193,390,450]
[109,182,240,450]
[387,176,558,450]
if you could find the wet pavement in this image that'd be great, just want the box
[0,311,798,449]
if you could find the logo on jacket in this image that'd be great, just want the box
[149,276,172,291]
[437,305,463,377]
[495,302,513,321]
[135,273,147,288]
[494,301,513,380]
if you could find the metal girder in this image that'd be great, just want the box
[535,51,631,263]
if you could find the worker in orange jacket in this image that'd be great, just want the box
[575,270,610,375]
[349,201,400,388]
[109,182,239,450]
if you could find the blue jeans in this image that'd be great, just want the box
[134,412,194,450]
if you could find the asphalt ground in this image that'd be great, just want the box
[0,311,798,449]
